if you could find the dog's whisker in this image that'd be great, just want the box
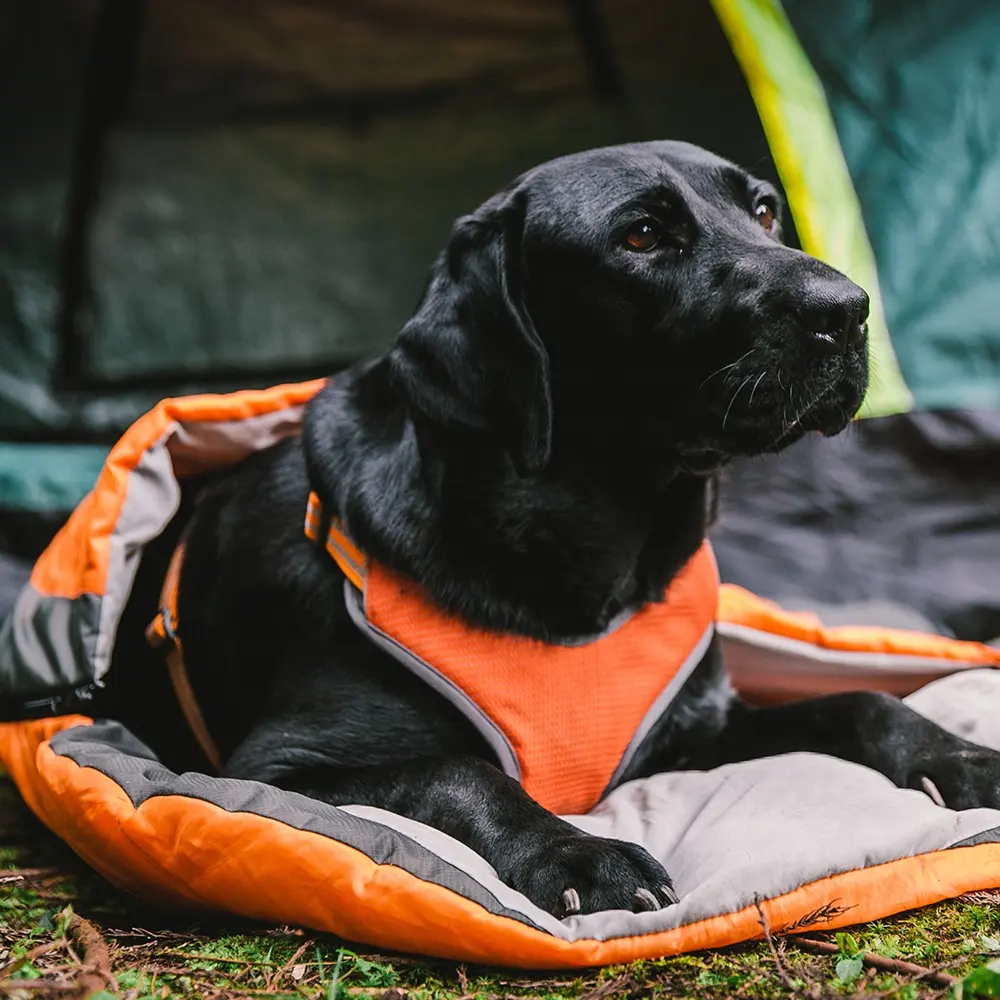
[722,375,755,431]
[748,371,768,408]
[698,348,755,390]
[698,363,737,390]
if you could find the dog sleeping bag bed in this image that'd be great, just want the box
[2,380,1000,968]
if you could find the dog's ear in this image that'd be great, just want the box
[387,190,552,474]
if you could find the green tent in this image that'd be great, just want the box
[1,0,998,637]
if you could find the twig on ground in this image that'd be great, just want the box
[776,900,855,935]
[757,902,821,999]
[0,867,60,882]
[578,974,632,1000]
[0,940,63,979]
[734,971,766,996]
[960,889,1000,906]
[266,937,313,990]
[103,927,202,943]
[793,936,959,989]
[0,978,81,993]
[66,914,118,997]
[152,951,278,968]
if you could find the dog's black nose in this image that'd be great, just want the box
[797,282,870,354]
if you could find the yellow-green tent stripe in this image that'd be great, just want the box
[709,0,914,419]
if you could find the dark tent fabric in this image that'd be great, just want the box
[0,0,781,518]
[707,0,1000,647]
[0,0,997,651]
[711,413,1000,647]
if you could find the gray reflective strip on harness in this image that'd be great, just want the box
[601,622,716,799]
[341,580,523,781]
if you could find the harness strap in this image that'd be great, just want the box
[145,534,224,774]
[304,492,367,589]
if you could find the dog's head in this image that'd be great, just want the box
[388,140,869,477]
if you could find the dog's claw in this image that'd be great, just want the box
[561,887,581,915]
[660,883,680,906]
[633,886,661,912]
[920,775,947,808]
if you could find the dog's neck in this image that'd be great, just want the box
[304,365,711,640]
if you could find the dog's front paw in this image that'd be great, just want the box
[910,746,1000,811]
[508,833,678,918]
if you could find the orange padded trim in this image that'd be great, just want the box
[3,716,1000,967]
[719,584,1000,665]
[30,380,326,601]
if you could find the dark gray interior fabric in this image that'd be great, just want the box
[711,410,1000,644]
[783,0,1000,411]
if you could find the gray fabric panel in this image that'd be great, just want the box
[718,624,989,702]
[48,721,554,936]
[81,2,777,385]
[954,827,1000,849]
[343,580,521,781]
[905,670,1000,753]
[560,751,1000,941]
[93,435,181,680]
[0,586,101,700]
[38,670,1000,944]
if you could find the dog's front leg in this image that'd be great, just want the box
[252,753,677,917]
[703,691,1000,810]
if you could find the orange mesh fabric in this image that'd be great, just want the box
[364,543,719,815]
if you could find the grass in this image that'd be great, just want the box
[3,773,1000,999]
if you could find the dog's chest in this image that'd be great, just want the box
[343,540,719,814]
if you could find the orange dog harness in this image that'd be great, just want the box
[304,492,719,815]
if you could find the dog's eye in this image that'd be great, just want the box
[755,202,776,233]
[624,220,661,252]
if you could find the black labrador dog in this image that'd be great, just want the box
[97,140,1000,919]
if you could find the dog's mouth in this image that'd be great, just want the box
[762,384,844,450]
[678,380,857,474]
